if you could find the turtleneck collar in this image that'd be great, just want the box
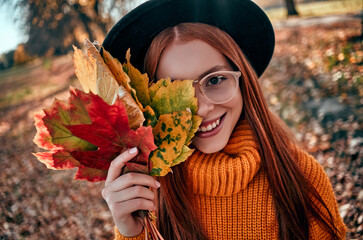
[184,120,261,197]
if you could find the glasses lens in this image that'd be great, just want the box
[199,72,238,103]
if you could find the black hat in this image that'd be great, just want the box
[103,0,275,77]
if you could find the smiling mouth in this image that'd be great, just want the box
[198,118,220,132]
[196,113,226,137]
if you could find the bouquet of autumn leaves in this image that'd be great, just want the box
[33,39,202,239]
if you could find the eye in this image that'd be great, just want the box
[206,75,227,86]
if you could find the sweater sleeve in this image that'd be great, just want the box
[114,226,146,240]
[297,150,347,239]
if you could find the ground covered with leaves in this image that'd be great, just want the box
[262,16,362,239]
[0,16,362,239]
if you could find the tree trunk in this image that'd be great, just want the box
[94,0,108,35]
[73,3,96,41]
[285,0,299,17]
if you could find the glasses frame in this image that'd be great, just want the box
[193,70,241,104]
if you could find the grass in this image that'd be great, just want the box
[265,0,362,21]
[0,87,32,108]
[0,55,76,110]
[0,61,41,80]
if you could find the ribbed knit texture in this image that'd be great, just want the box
[114,120,346,240]
[185,121,260,197]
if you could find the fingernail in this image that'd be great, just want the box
[155,181,160,188]
[129,147,138,154]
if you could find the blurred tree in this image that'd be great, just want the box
[0,0,132,57]
[284,0,299,17]
[0,50,14,70]
[14,44,33,64]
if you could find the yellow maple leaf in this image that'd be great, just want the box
[101,48,133,93]
[149,110,193,176]
[123,49,151,107]
[73,39,119,104]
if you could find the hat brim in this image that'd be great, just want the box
[102,0,275,77]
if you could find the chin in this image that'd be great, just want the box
[193,138,228,154]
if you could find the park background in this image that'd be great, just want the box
[0,0,362,239]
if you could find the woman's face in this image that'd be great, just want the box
[156,39,243,154]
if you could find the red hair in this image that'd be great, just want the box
[144,23,340,240]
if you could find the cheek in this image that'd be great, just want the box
[227,89,243,119]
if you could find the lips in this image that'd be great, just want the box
[196,114,226,138]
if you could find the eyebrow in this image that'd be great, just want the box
[197,65,230,80]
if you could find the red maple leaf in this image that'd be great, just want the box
[33,87,157,182]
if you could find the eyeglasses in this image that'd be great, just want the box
[193,70,241,104]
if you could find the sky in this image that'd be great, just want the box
[0,5,24,55]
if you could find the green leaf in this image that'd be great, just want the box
[185,114,203,145]
[170,145,194,167]
[150,79,198,117]
[148,78,171,101]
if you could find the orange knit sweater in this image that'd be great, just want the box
[114,121,347,239]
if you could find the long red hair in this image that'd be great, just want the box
[144,23,340,240]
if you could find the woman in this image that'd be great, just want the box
[101,0,347,239]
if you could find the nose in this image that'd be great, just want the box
[195,85,214,117]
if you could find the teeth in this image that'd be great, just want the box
[198,118,221,132]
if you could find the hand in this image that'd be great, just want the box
[102,147,160,237]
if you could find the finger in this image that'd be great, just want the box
[111,198,156,215]
[108,172,160,192]
[106,147,138,184]
[105,185,155,204]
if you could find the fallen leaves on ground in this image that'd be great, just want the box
[261,18,362,238]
